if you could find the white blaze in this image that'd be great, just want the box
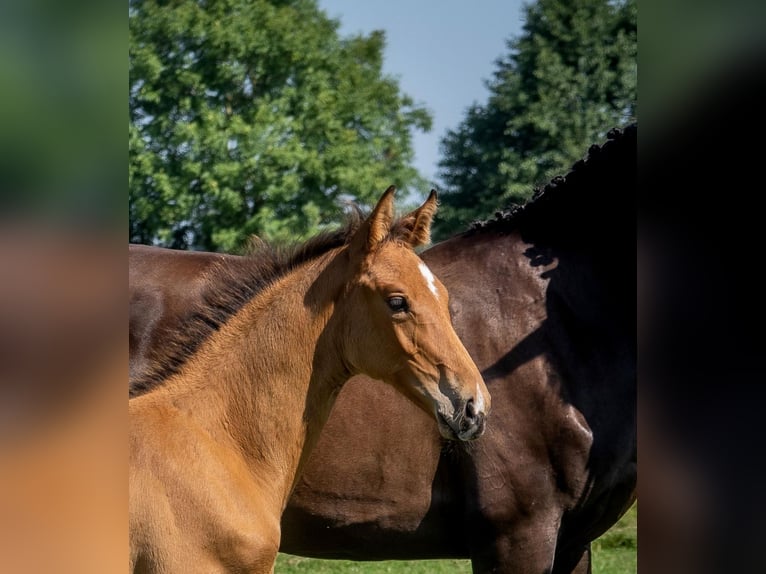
[418,262,439,299]
[474,385,485,412]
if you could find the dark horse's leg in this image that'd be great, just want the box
[564,545,591,574]
[472,544,592,574]
[468,515,562,573]
[549,543,592,574]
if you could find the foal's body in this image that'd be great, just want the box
[129,190,490,573]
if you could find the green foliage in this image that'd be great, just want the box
[129,0,431,250]
[435,0,636,238]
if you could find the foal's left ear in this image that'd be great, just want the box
[395,189,438,248]
[349,186,397,259]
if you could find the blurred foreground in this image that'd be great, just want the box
[0,0,125,570]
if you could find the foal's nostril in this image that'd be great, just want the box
[465,398,478,421]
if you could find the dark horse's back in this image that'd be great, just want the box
[128,126,636,573]
[281,126,636,573]
[129,244,241,388]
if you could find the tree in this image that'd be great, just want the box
[435,0,636,239]
[129,0,431,251]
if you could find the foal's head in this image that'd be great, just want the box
[338,187,490,441]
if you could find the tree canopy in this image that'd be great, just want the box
[435,0,636,239]
[129,0,431,250]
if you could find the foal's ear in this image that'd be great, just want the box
[349,186,396,257]
[368,186,396,249]
[395,189,438,248]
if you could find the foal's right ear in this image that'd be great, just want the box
[395,189,438,248]
[349,186,396,258]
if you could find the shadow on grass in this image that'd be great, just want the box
[275,504,637,573]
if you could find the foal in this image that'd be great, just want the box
[129,188,490,573]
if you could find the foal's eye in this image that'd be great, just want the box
[387,296,408,314]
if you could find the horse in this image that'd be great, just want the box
[129,188,491,573]
[129,125,636,573]
[129,245,241,384]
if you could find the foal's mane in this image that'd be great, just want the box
[464,124,636,240]
[130,210,365,397]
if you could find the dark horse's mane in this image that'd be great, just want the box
[464,124,636,243]
[130,211,365,397]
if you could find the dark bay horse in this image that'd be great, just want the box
[129,125,636,573]
[129,245,241,384]
[129,188,490,573]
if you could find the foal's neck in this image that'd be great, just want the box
[158,250,350,508]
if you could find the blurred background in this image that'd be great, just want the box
[128,0,636,250]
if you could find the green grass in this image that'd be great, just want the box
[275,555,471,573]
[275,504,637,573]
[592,503,637,574]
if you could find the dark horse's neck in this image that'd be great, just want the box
[428,125,635,465]
[144,248,352,509]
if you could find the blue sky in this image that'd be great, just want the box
[318,0,525,191]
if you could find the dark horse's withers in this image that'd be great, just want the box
[129,126,636,573]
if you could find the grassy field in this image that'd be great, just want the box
[275,503,636,573]
[591,503,637,574]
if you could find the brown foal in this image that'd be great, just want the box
[129,188,490,573]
